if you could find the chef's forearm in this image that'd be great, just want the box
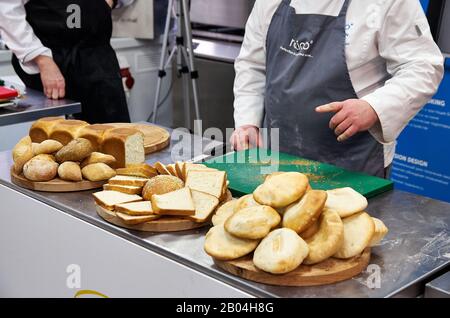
[0,0,51,74]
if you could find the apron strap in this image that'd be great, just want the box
[339,0,351,17]
[282,0,292,5]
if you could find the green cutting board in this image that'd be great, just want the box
[204,149,393,198]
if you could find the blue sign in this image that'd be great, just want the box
[392,61,450,202]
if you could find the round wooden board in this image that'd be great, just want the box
[96,204,208,232]
[109,123,170,154]
[214,248,371,287]
[11,168,105,192]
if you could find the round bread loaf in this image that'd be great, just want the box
[233,193,260,213]
[142,175,184,200]
[23,157,58,182]
[212,200,237,226]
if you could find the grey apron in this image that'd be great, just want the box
[264,0,384,177]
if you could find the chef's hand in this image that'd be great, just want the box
[230,125,263,151]
[315,99,379,142]
[34,55,66,100]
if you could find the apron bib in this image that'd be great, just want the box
[12,0,130,123]
[264,0,384,177]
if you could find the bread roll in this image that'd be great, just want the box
[303,210,344,265]
[78,124,114,151]
[224,205,281,240]
[369,217,389,246]
[299,219,320,239]
[253,172,309,208]
[212,200,237,226]
[57,162,82,181]
[324,187,368,218]
[204,225,259,261]
[253,228,309,274]
[33,154,56,162]
[142,175,184,200]
[49,119,89,145]
[334,212,375,259]
[12,136,34,174]
[81,163,116,182]
[233,194,260,213]
[282,190,327,233]
[23,157,58,181]
[55,138,94,163]
[101,128,145,168]
[80,152,117,168]
[34,139,63,155]
[29,117,65,143]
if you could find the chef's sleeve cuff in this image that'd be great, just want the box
[20,47,53,75]
[361,94,394,144]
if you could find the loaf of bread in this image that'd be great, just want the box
[334,212,375,259]
[211,200,237,226]
[253,228,309,274]
[29,117,65,143]
[55,138,94,163]
[103,184,142,194]
[224,205,281,240]
[116,163,157,178]
[57,161,82,181]
[12,136,34,174]
[80,152,117,168]
[303,210,344,265]
[23,156,58,182]
[151,187,195,216]
[81,163,116,182]
[34,139,63,155]
[78,124,115,152]
[93,190,142,210]
[101,128,145,168]
[204,225,259,261]
[142,175,184,200]
[49,120,89,145]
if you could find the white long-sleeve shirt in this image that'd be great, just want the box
[0,0,132,74]
[234,0,445,166]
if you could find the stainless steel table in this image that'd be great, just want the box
[0,89,80,126]
[0,128,449,297]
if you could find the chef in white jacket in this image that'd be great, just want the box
[231,0,444,177]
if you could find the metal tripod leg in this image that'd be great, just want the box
[152,0,174,124]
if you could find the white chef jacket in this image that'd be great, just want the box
[0,0,131,75]
[234,0,445,167]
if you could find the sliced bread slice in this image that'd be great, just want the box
[186,170,226,199]
[115,201,154,216]
[175,161,185,180]
[151,187,195,216]
[182,163,213,180]
[93,190,142,210]
[103,183,142,195]
[166,164,178,177]
[116,212,160,225]
[188,189,220,223]
[108,175,149,187]
[116,163,157,178]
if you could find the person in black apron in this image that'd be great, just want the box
[235,0,385,177]
[11,0,130,124]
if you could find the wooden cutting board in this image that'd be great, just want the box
[96,205,207,232]
[109,123,170,154]
[11,168,105,192]
[214,248,371,287]
[205,149,393,198]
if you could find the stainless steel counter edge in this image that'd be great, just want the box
[0,178,275,298]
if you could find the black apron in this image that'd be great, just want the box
[264,0,384,177]
[12,0,130,123]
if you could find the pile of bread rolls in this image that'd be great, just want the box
[204,172,389,275]
[11,116,149,183]
[93,162,231,225]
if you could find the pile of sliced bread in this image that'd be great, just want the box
[94,162,230,225]
[204,172,389,275]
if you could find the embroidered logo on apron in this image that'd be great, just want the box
[280,39,314,58]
